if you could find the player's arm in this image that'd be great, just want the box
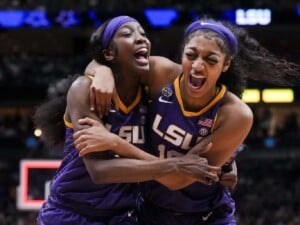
[219,160,238,190]
[73,117,157,161]
[84,56,182,114]
[67,77,219,187]
[84,60,117,116]
[66,75,101,131]
[66,76,173,178]
[73,117,220,189]
[143,56,181,99]
[194,92,253,167]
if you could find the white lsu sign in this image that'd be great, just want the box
[236,9,271,25]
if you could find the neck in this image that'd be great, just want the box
[114,72,140,107]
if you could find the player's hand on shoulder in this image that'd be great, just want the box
[90,66,119,117]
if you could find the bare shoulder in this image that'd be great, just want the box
[147,56,181,98]
[149,56,181,79]
[217,91,253,128]
[66,75,98,130]
[84,59,98,76]
[68,75,92,95]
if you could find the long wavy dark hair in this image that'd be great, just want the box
[182,19,300,97]
[33,74,80,148]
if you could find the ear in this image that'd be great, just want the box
[222,59,231,72]
[103,49,114,62]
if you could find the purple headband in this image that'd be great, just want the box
[102,15,138,49]
[184,20,238,56]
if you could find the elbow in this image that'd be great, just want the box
[87,168,105,184]
[83,156,115,184]
[85,164,112,184]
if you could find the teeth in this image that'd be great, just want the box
[136,48,148,54]
[191,74,205,79]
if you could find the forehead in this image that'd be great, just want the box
[185,35,222,52]
[118,21,143,30]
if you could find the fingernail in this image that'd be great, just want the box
[90,107,94,111]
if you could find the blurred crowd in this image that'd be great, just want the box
[235,158,300,225]
[0,0,299,11]
[0,53,86,88]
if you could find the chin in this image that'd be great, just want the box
[136,65,150,73]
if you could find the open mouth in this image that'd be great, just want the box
[134,47,149,65]
[190,75,206,89]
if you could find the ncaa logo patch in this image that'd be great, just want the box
[161,86,173,97]
[199,128,209,136]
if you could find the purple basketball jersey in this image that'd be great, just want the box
[142,76,234,214]
[39,86,148,221]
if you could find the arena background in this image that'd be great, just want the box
[0,0,299,224]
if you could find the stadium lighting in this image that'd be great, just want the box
[242,89,260,103]
[144,8,178,27]
[34,128,42,137]
[0,10,25,28]
[262,89,294,103]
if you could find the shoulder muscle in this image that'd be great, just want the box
[66,76,100,131]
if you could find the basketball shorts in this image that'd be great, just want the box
[37,201,139,225]
[137,195,236,225]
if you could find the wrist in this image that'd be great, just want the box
[110,133,121,151]
[162,158,181,174]
[174,156,190,172]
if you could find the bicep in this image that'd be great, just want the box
[147,56,182,97]
[66,76,101,131]
[200,106,253,167]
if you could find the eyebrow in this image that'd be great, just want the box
[187,48,223,58]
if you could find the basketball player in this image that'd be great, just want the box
[35,16,222,225]
[74,18,300,224]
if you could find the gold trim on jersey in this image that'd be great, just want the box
[63,75,142,127]
[87,74,142,114]
[174,76,226,117]
[86,75,94,80]
[117,86,142,114]
[64,114,73,128]
[211,113,218,132]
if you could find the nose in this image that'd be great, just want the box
[135,32,147,43]
[192,58,205,72]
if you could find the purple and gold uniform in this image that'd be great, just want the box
[139,76,236,225]
[38,85,148,225]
